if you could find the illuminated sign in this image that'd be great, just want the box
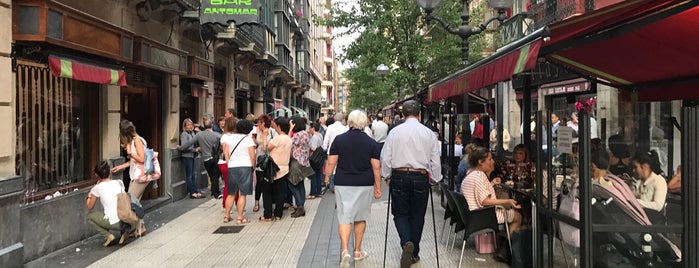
[201,0,261,26]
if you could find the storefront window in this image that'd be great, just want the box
[15,63,99,194]
[536,87,684,267]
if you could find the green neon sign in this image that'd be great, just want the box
[201,0,260,25]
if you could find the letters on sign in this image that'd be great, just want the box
[201,0,260,26]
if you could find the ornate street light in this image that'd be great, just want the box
[376,64,397,100]
[417,0,513,65]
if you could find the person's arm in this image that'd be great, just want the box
[131,137,145,163]
[380,135,392,179]
[429,133,442,182]
[324,155,338,185]
[322,129,332,151]
[177,133,199,151]
[371,158,381,199]
[482,196,520,209]
[248,146,256,167]
[86,188,97,210]
[222,138,230,163]
[668,167,681,192]
[267,137,277,151]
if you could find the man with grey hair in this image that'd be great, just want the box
[381,100,441,267]
[322,112,349,193]
[177,118,223,199]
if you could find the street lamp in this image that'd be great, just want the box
[417,0,512,65]
[376,63,397,101]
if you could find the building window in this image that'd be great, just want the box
[16,62,99,196]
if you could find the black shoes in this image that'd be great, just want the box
[401,241,414,268]
[290,207,306,218]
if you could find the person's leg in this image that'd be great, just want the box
[273,176,288,218]
[338,223,352,254]
[285,181,293,208]
[224,195,234,222]
[128,181,149,201]
[254,171,263,211]
[390,175,412,248]
[204,159,222,198]
[87,211,113,238]
[236,168,253,221]
[262,179,274,219]
[409,175,430,258]
[219,163,228,208]
[309,170,321,196]
[183,157,197,195]
[353,221,367,253]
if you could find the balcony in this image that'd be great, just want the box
[529,0,623,30]
[321,74,333,87]
[498,13,534,46]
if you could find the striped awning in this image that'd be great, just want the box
[48,55,127,86]
[427,29,543,102]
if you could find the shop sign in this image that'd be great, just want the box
[557,126,574,154]
[201,0,261,26]
[542,81,590,96]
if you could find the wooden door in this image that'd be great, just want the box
[121,86,162,199]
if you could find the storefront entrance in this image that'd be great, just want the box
[121,85,162,199]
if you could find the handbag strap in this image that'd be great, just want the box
[229,136,246,158]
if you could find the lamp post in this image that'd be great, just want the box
[416,0,513,65]
[376,63,392,100]
[417,0,512,191]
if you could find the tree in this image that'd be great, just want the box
[316,0,487,112]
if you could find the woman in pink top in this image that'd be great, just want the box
[461,146,522,234]
[258,117,292,221]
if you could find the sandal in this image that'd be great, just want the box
[224,216,231,223]
[252,203,260,212]
[306,195,316,199]
[340,250,351,268]
[259,216,273,222]
[354,250,369,261]
[236,218,250,224]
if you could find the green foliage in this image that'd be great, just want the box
[316,0,487,112]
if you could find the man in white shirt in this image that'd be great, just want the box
[322,112,348,193]
[371,113,389,151]
[381,100,441,267]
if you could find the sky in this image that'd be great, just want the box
[331,0,360,71]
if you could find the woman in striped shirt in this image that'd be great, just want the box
[461,146,522,234]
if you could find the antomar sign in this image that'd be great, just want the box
[201,0,260,26]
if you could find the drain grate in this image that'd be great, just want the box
[213,226,244,234]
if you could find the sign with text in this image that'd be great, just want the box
[557,126,574,154]
[201,0,261,26]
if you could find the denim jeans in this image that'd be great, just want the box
[309,169,322,196]
[183,157,197,194]
[288,179,306,207]
[390,171,430,258]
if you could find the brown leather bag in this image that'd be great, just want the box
[116,189,139,227]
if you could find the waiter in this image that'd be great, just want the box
[380,100,442,268]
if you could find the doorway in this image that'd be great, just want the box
[121,86,162,199]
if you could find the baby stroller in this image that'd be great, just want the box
[558,174,681,267]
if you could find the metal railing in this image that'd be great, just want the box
[529,0,596,30]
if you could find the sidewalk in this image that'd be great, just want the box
[28,181,508,267]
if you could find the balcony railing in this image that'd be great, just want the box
[529,0,597,30]
[499,13,534,46]
[238,24,267,51]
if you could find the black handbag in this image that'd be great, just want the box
[256,153,279,182]
[309,148,327,170]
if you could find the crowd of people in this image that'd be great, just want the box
[83,100,679,268]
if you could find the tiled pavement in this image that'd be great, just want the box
[28,180,510,267]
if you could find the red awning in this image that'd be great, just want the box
[544,0,699,101]
[48,56,127,86]
[428,29,544,102]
